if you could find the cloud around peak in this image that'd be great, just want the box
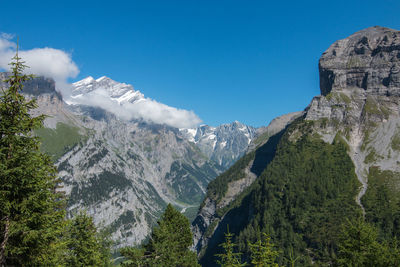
[0,33,79,95]
[0,34,201,128]
[71,79,202,129]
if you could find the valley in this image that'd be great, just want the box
[2,25,400,266]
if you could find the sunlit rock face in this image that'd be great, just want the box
[319,26,400,97]
[0,72,257,247]
[192,26,400,265]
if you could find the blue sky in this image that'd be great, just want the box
[1,0,400,127]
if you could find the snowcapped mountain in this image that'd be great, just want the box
[70,76,145,104]
[70,76,258,167]
[180,122,257,168]
[68,76,201,129]
[1,72,259,248]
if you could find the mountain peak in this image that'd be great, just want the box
[74,76,95,86]
[319,26,400,96]
[96,76,109,82]
[71,76,144,105]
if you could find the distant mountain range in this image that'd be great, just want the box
[0,72,259,247]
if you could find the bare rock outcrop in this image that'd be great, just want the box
[319,26,400,96]
[193,26,400,260]
[308,26,400,213]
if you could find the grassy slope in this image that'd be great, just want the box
[35,122,86,160]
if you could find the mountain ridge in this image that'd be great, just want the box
[0,71,260,248]
[193,26,400,266]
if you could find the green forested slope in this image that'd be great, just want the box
[200,120,361,266]
[362,167,400,240]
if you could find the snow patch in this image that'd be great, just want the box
[207,134,216,140]
[220,141,227,148]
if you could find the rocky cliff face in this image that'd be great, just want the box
[307,26,400,212]
[58,114,222,246]
[192,26,400,264]
[0,72,78,129]
[1,72,257,247]
[0,73,59,97]
[180,122,257,169]
[191,111,302,254]
[319,26,400,97]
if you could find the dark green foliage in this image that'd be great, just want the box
[0,49,66,265]
[248,233,281,267]
[66,211,112,266]
[236,131,360,265]
[205,151,255,204]
[364,149,378,164]
[204,127,285,210]
[200,120,361,266]
[250,129,285,177]
[121,204,200,266]
[362,167,400,240]
[120,246,146,266]
[336,218,400,266]
[215,231,281,267]
[215,228,245,267]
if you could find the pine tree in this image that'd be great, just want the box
[121,204,200,267]
[65,211,112,266]
[215,227,245,267]
[336,218,400,267]
[0,46,66,265]
[249,233,281,267]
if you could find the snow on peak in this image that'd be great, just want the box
[69,75,202,129]
[73,76,94,86]
[71,76,143,103]
[96,76,108,82]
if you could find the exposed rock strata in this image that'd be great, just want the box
[308,26,400,212]
[0,72,256,247]
[193,26,400,258]
[192,111,301,253]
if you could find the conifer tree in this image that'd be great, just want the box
[336,218,400,267]
[215,227,245,267]
[66,211,112,266]
[0,46,66,265]
[249,233,281,267]
[121,204,199,267]
[120,246,146,267]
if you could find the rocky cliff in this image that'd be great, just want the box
[0,72,257,247]
[192,26,400,265]
[307,26,400,213]
[180,122,257,169]
[191,111,302,255]
[318,26,400,97]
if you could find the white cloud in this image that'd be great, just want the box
[0,33,201,128]
[0,33,79,96]
[73,88,202,129]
